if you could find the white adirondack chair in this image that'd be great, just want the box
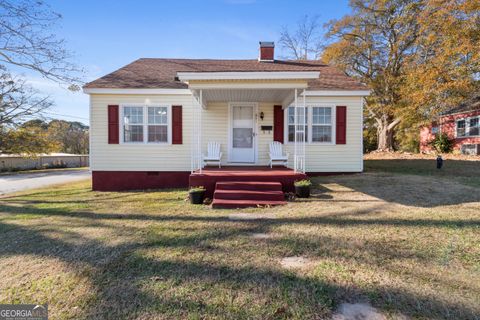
[269,141,289,168]
[203,142,223,168]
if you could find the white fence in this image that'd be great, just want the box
[0,155,89,171]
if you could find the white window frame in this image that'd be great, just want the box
[285,105,308,144]
[467,116,480,137]
[456,118,466,138]
[456,116,480,138]
[309,105,336,145]
[120,104,172,145]
[284,104,336,145]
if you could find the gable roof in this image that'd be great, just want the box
[84,58,367,91]
[442,94,480,116]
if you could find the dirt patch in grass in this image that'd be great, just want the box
[250,232,272,239]
[228,212,277,220]
[0,161,479,319]
[279,256,312,270]
[332,302,387,320]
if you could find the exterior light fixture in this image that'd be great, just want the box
[260,112,264,121]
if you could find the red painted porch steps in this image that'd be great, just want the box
[212,181,287,209]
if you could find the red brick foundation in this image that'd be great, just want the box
[92,171,190,191]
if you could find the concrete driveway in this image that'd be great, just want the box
[0,169,91,195]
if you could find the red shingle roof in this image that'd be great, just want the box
[84,58,367,91]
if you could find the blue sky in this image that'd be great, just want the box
[26,0,352,125]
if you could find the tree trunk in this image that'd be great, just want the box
[375,116,401,151]
[377,123,395,151]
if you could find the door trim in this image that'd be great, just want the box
[227,102,258,163]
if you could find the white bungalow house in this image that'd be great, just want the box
[83,42,369,208]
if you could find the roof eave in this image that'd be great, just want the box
[176,71,321,81]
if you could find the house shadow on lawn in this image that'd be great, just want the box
[310,159,480,208]
[0,201,476,319]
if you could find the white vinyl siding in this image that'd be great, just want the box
[89,94,364,172]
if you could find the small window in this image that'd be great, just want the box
[312,107,332,142]
[457,119,466,137]
[469,117,479,136]
[287,107,308,143]
[123,106,144,142]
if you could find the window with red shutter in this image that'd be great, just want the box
[108,105,119,144]
[273,105,284,143]
[336,106,347,144]
[172,105,182,144]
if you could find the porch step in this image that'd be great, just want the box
[212,199,287,209]
[212,181,286,209]
[215,181,283,192]
[214,189,285,201]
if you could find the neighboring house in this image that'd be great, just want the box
[420,95,480,154]
[83,41,369,206]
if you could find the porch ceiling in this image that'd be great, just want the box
[202,88,292,103]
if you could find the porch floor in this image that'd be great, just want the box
[189,166,307,199]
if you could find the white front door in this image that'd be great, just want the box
[229,104,256,163]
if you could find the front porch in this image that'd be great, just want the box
[178,73,314,174]
[189,166,307,208]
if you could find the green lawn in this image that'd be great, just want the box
[0,159,479,319]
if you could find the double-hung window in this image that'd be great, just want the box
[456,119,466,137]
[122,105,170,143]
[469,117,479,136]
[311,107,332,143]
[287,107,308,143]
[123,106,144,142]
[286,105,334,143]
[147,106,168,142]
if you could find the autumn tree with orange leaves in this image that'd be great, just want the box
[323,0,480,151]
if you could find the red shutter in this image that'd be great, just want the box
[108,105,119,144]
[336,106,347,144]
[172,105,182,144]
[273,105,284,143]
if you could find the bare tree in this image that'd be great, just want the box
[0,0,82,87]
[0,66,53,127]
[279,15,323,60]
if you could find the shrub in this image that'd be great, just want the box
[41,160,68,169]
[294,179,312,187]
[189,186,205,193]
[429,133,453,153]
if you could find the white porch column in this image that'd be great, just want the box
[191,89,203,173]
[294,88,298,172]
[198,89,203,173]
[293,89,306,173]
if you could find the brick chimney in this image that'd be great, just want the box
[259,41,274,62]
